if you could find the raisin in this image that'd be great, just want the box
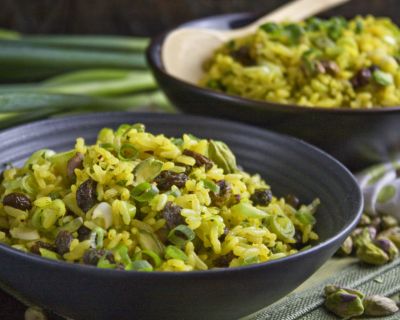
[250,189,273,206]
[285,194,300,209]
[77,225,92,241]
[161,201,185,229]
[30,241,56,255]
[76,178,97,212]
[182,149,213,170]
[3,192,32,211]
[350,67,372,89]
[154,170,188,191]
[230,46,255,66]
[213,252,235,268]
[83,249,115,266]
[67,152,84,179]
[211,180,232,207]
[55,230,73,255]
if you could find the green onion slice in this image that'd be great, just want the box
[118,143,139,161]
[141,249,162,267]
[268,213,295,242]
[165,245,188,261]
[131,182,159,202]
[127,260,153,272]
[202,179,220,193]
[231,202,268,219]
[97,256,116,269]
[167,225,195,247]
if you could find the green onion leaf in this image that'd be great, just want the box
[116,245,131,266]
[260,22,280,33]
[231,202,268,219]
[39,248,60,260]
[268,213,295,242]
[168,225,195,247]
[141,249,162,267]
[165,245,188,261]
[118,143,139,161]
[127,260,153,272]
[296,210,316,225]
[202,179,220,193]
[131,182,159,202]
[97,256,116,269]
[373,69,394,86]
[99,143,114,152]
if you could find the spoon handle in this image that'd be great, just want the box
[252,0,350,25]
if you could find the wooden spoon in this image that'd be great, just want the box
[162,0,350,84]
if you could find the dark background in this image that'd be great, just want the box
[0,0,399,319]
[0,0,399,36]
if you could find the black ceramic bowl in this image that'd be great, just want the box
[0,112,362,320]
[147,13,400,172]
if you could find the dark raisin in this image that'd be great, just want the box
[67,152,84,179]
[76,178,97,212]
[291,229,305,250]
[3,192,32,211]
[213,252,235,268]
[30,241,56,255]
[350,67,372,89]
[230,46,255,66]
[77,225,92,241]
[154,170,188,191]
[182,149,213,171]
[83,249,115,266]
[219,227,230,242]
[162,201,185,229]
[55,230,73,255]
[285,194,300,209]
[211,180,232,207]
[250,189,273,206]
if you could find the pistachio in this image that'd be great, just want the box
[378,227,400,248]
[373,237,399,260]
[358,214,371,226]
[324,289,364,318]
[356,241,390,265]
[336,236,353,256]
[134,157,163,184]
[381,215,399,229]
[363,295,399,316]
[208,140,237,174]
[353,227,376,247]
[324,285,364,299]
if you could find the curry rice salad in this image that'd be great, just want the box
[0,124,319,271]
[201,16,400,108]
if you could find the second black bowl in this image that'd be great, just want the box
[0,112,362,320]
[147,13,400,171]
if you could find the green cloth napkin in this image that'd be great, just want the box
[245,258,399,320]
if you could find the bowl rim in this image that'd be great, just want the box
[0,111,363,278]
[147,12,400,114]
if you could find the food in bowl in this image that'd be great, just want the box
[201,16,400,109]
[0,123,319,271]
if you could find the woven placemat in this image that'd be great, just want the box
[245,258,400,320]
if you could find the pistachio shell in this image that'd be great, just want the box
[208,140,237,174]
[364,295,399,316]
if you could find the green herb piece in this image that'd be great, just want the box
[208,140,237,174]
[134,157,163,184]
[165,245,188,261]
[268,213,295,242]
[126,260,153,272]
[260,22,280,33]
[373,69,394,86]
[140,249,162,267]
[167,225,195,247]
[231,202,268,219]
[39,248,60,260]
[138,230,164,256]
[202,179,220,193]
[118,143,139,161]
[131,182,159,202]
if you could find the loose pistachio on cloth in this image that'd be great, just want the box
[324,285,399,319]
[335,161,400,265]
